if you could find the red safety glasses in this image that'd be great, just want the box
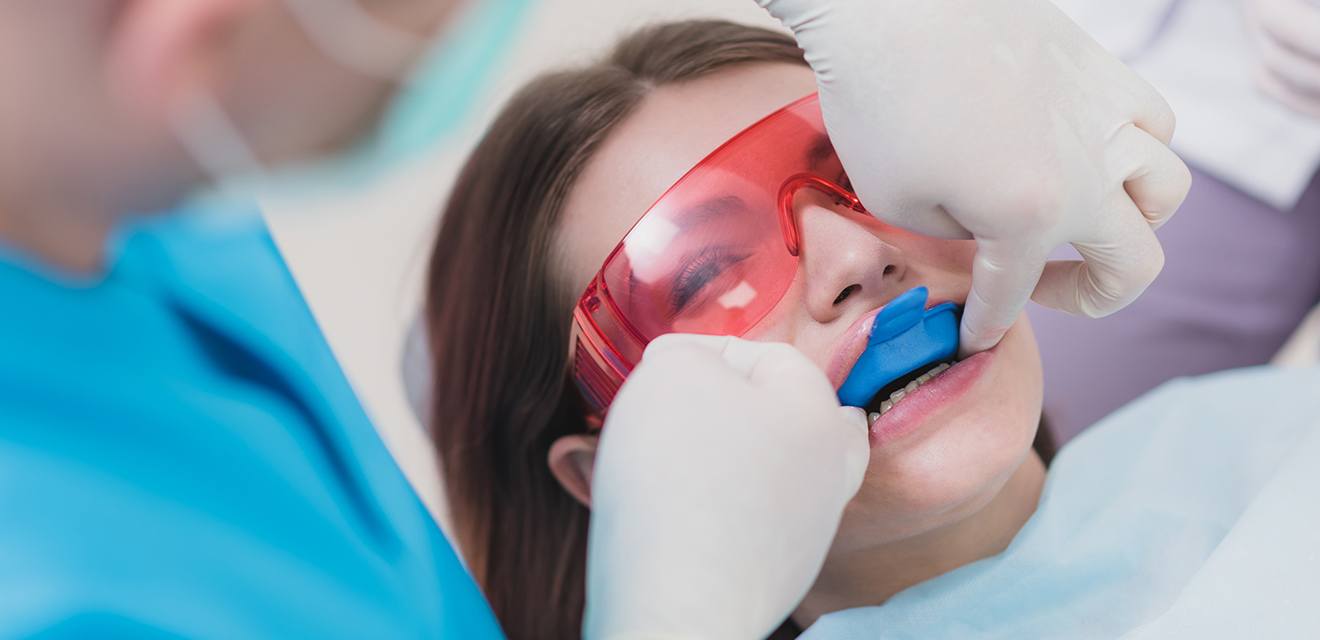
[571,93,869,416]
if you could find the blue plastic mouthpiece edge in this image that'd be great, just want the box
[837,286,961,407]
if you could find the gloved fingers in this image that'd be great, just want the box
[1257,29,1320,95]
[639,333,735,379]
[720,339,837,399]
[836,406,870,495]
[1254,0,1320,63]
[1126,75,1179,146]
[1109,123,1192,229]
[645,334,834,398]
[643,332,733,360]
[1257,68,1320,118]
[958,238,1046,356]
[648,333,782,382]
[1033,200,1164,317]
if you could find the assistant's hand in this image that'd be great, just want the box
[584,335,869,640]
[1248,0,1320,118]
[760,0,1193,353]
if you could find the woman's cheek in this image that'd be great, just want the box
[741,281,822,357]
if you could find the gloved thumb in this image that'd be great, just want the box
[837,406,870,496]
[960,239,1044,355]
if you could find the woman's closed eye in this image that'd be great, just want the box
[670,246,752,313]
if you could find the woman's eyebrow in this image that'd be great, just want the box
[676,195,750,229]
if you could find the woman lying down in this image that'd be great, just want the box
[418,20,1320,640]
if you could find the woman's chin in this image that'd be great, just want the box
[853,428,1032,540]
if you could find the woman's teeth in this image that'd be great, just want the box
[866,362,952,425]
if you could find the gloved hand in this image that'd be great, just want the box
[1247,0,1320,118]
[760,0,1193,354]
[584,335,869,640]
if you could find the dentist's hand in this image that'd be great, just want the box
[584,335,869,640]
[1248,0,1320,118]
[760,0,1193,353]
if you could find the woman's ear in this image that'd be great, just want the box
[104,0,258,114]
[548,434,600,508]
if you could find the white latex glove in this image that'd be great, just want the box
[1247,0,1320,118]
[584,335,869,640]
[760,0,1193,353]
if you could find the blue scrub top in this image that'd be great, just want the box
[0,204,503,638]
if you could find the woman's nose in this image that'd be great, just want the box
[796,197,908,324]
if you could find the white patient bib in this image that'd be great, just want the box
[803,365,1320,639]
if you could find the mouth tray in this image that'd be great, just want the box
[837,287,961,407]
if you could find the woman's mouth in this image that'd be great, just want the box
[828,285,994,446]
[833,287,960,407]
[863,360,953,424]
[864,348,994,446]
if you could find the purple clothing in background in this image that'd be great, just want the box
[1029,166,1320,443]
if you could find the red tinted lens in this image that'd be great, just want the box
[574,93,858,414]
[599,191,795,340]
[595,96,835,342]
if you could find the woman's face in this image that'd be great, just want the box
[555,63,1043,553]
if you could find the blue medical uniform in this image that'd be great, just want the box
[0,204,503,638]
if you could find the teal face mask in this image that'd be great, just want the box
[172,0,530,201]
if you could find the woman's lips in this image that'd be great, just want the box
[827,308,881,389]
[826,297,959,390]
[868,345,995,447]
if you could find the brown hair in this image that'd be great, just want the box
[424,20,809,640]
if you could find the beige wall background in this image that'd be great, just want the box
[262,1,785,530]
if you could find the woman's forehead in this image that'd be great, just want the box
[559,63,817,295]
